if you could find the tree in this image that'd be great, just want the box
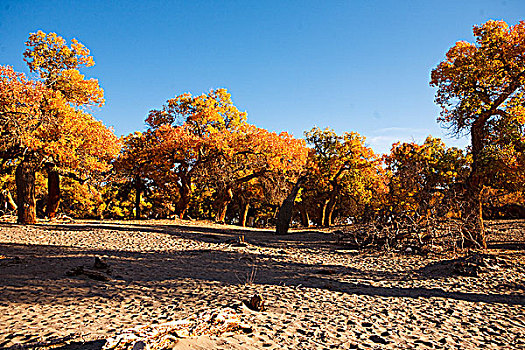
[430,20,525,248]
[146,89,247,219]
[24,30,110,219]
[146,89,309,222]
[0,66,45,223]
[302,127,383,227]
[385,136,470,225]
[113,132,155,219]
[0,31,120,224]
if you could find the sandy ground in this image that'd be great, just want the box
[0,219,524,349]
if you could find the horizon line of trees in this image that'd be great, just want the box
[2,20,525,249]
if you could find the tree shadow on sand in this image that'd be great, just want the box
[5,221,334,251]
[1,240,523,307]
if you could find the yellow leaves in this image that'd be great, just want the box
[53,69,105,106]
[431,20,525,137]
[147,88,247,134]
[0,65,46,153]
[385,136,471,215]
[2,32,119,178]
[24,30,95,76]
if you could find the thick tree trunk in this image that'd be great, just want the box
[215,188,233,223]
[16,156,37,224]
[134,176,142,219]
[465,118,487,249]
[240,202,250,227]
[463,185,486,248]
[46,166,60,218]
[176,174,191,219]
[276,176,306,235]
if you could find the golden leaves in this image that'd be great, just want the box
[1,31,119,177]
[23,30,95,77]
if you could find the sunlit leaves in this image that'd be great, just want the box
[385,136,470,217]
[20,30,119,175]
[430,20,525,134]
[302,127,384,225]
[0,66,45,158]
[24,31,95,77]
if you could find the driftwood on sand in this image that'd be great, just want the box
[103,308,252,350]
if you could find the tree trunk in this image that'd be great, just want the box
[463,186,486,248]
[1,188,17,212]
[134,176,142,219]
[46,165,60,218]
[321,198,338,227]
[240,202,250,227]
[299,204,310,228]
[320,181,341,227]
[321,199,329,227]
[216,203,228,223]
[276,176,306,235]
[327,198,337,226]
[465,118,487,249]
[176,174,191,219]
[215,188,233,223]
[16,156,38,224]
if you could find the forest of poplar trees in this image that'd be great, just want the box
[2,20,525,250]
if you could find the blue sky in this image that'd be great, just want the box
[1,0,524,154]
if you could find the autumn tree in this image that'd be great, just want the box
[0,31,120,224]
[145,89,308,222]
[430,20,525,248]
[146,89,247,218]
[204,124,308,224]
[385,136,470,224]
[302,127,383,227]
[1,66,45,223]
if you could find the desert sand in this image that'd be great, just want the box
[1,219,524,349]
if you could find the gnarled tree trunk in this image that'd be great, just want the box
[176,173,191,219]
[276,176,306,235]
[215,188,233,223]
[240,202,250,227]
[45,165,60,218]
[16,155,38,224]
[465,118,487,249]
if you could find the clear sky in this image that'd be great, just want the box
[1,0,524,154]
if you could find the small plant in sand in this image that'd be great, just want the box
[235,254,258,286]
